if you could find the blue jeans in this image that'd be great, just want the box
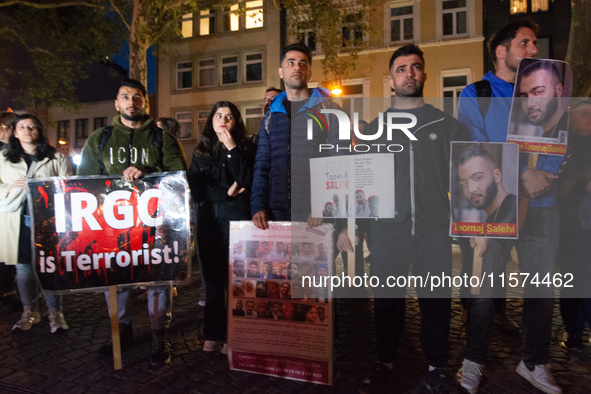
[17,215,62,312]
[465,207,558,365]
[104,285,173,330]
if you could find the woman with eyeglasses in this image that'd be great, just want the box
[0,114,72,332]
[188,101,255,353]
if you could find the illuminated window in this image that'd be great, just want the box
[57,120,69,145]
[442,0,467,37]
[245,52,263,83]
[223,4,240,32]
[390,5,414,43]
[93,117,107,130]
[198,58,215,87]
[245,0,264,29]
[510,0,527,13]
[176,112,193,140]
[297,21,316,52]
[176,61,193,90]
[531,0,548,12]
[442,70,470,117]
[197,111,209,135]
[75,119,89,148]
[200,9,215,35]
[244,106,264,135]
[221,55,239,85]
[342,12,364,47]
[181,13,193,38]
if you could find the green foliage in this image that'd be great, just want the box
[281,0,377,87]
[0,4,124,109]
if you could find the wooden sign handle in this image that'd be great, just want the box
[108,285,122,370]
[346,218,356,279]
[471,238,484,295]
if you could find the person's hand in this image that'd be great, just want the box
[307,214,323,228]
[8,177,27,193]
[218,128,236,151]
[336,229,354,253]
[470,237,491,257]
[521,169,557,199]
[123,166,147,181]
[252,210,269,230]
[227,181,245,197]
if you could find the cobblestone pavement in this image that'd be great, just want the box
[2,247,591,393]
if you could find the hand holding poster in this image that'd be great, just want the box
[29,172,191,291]
[450,142,519,238]
[309,153,395,218]
[227,221,333,385]
[507,58,572,155]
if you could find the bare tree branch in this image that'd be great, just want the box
[109,0,131,31]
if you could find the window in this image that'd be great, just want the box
[510,0,548,14]
[223,4,240,32]
[441,70,470,117]
[244,106,263,135]
[181,13,194,38]
[342,12,364,47]
[298,29,317,52]
[94,117,107,130]
[197,111,210,134]
[57,120,69,144]
[75,119,89,148]
[198,58,215,87]
[221,55,239,85]
[390,5,414,43]
[245,52,263,83]
[245,0,264,29]
[442,0,467,37]
[176,61,193,90]
[200,9,215,36]
[176,112,192,140]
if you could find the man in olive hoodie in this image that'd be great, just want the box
[78,79,187,366]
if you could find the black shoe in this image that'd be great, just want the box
[150,328,171,366]
[424,368,452,394]
[560,340,584,353]
[98,323,134,355]
[359,362,391,394]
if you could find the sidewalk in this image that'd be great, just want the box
[2,249,591,393]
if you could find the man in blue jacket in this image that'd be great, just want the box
[457,20,562,394]
[251,43,339,229]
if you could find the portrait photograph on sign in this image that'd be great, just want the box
[507,58,572,155]
[450,142,519,239]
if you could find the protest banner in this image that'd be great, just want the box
[506,58,572,156]
[309,153,395,218]
[28,172,191,291]
[227,221,334,385]
[450,142,519,239]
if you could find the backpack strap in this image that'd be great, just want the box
[151,125,164,168]
[98,126,113,175]
[474,79,492,119]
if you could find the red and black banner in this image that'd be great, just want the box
[28,172,191,291]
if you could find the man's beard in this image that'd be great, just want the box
[394,79,424,98]
[469,179,498,210]
[120,110,144,122]
[525,96,559,126]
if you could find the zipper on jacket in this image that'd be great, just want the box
[409,140,416,236]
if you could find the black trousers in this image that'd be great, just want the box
[371,222,451,368]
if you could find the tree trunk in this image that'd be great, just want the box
[566,0,591,97]
[128,0,150,111]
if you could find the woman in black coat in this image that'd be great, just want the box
[188,101,255,352]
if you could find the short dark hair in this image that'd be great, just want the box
[280,43,312,66]
[266,87,282,94]
[117,79,147,98]
[389,44,424,72]
[156,117,180,139]
[520,59,561,81]
[0,111,16,128]
[458,147,498,169]
[487,19,538,65]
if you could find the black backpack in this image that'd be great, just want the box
[97,125,164,175]
[474,79,492,119]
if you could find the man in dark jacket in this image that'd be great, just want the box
[251,43,339,228]
[351,45,470,393]
[78,79,187,366]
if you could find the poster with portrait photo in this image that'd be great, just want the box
[309,153,395,218]
[227,221,334,385]
[450,142,519,239]
[507,58,572,156]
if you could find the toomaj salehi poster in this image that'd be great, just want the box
[228,221,334,385]
[28,172,191,291]
[309,153,395,218]
[450,142,519,239]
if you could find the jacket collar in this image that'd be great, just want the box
[269,87,332,115]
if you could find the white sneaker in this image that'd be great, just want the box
[12,308,41,331]
[221,343,228,355]
[457,359,484,394]
[516,360,562,394]
[203,340,222,352]
[48,312,69,333]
